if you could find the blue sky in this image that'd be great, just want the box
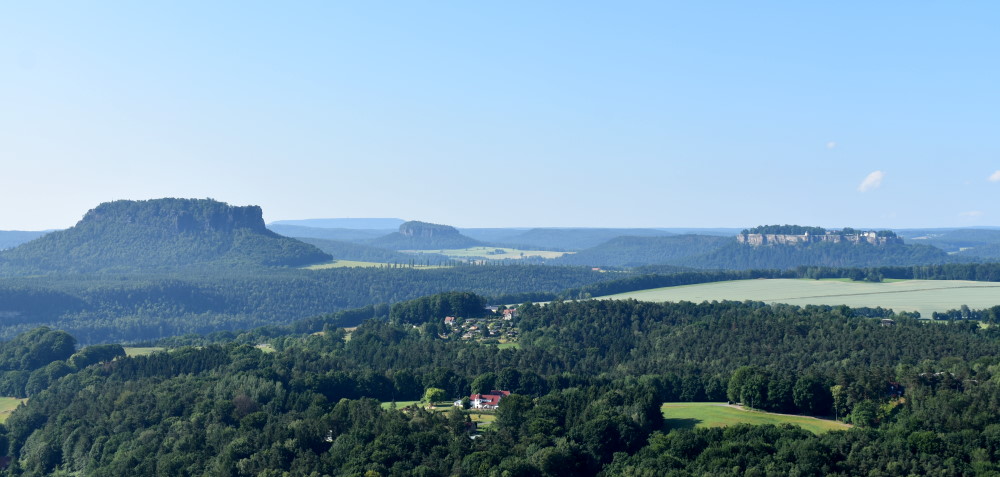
[2,2,999,230]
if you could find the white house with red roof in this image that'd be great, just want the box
[459,390,512,409]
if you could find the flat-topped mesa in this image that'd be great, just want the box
[737,226,903,246]
[398,221,462,238]
[82,198,268,234]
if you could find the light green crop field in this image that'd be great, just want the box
[0,397,27,423]
[401,247,571,260]
[602,279,1000,317]
[305,260,450,270]
[662,402,850,434]
[123,347,166,357]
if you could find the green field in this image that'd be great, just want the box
[304,260,448,270]
[662,402,850,434]
[123,347,166,357]
[400,246,570,260]
[0,397,27,423]
[602,279,1000,317]
[380,400,421,410]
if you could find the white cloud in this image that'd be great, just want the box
[960,211,984,217]
[989,170,1000,182]
[858,170,884,192]
[826,141,837,149]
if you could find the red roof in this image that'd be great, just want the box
[470,390,512,407]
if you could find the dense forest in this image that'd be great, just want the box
[0,265,613,343]
[551,235,730,267]
[4,297,1000,475]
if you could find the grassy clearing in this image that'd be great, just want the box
[496,342,521,350]
[304,260,449,270]
[380,400,421,410]
[0,397,27,423]
[661,402,850,434]
[123,347,165,357]
[255,344,276,353]
[469,412,497,427]
[401,246,570,260]
[603,279,1000,317]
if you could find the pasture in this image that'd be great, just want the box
[401,246,570,260]
[603,279,1000,317]
[304,260,448,270]
[0,397,27,423]
[380,400,421,410]
[661,402,850,434]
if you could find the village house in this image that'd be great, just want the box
[456,390,512,410]
[444,316,455,326]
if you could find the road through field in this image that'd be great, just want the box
[603,279,1000,317]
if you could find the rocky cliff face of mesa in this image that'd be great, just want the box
[738,233,904,247]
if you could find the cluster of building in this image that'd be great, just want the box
[441,308,519,343]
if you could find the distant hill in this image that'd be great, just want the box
[269,218,406,229]
[680,241,954,270]
[899,228,1000,253]
[0,198,331,273]
[0,230,51,250]
[267,224,393,242]
[500,228,675,251]
[954,242,1000,261]
[296,237,450,264]
[458,228,532,244]
[552,235,731,267]
[368,221,482,250]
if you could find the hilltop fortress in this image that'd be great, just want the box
[738,225,903,247]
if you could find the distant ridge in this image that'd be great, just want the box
[368,221,482,250]
[498,228,675,251]
[0,230,52,251]
[267,224,393,242]
[0,198,331,273]
[269,218,405,230]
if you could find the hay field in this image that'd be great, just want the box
[662,402,850,434]
[603,279,1000,317]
